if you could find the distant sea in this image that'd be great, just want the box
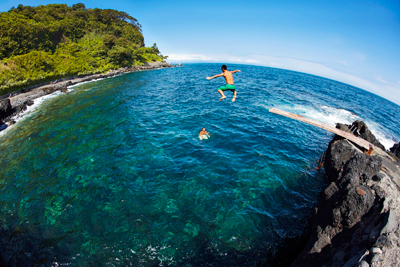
[0,63,399,266]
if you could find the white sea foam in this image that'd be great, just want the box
[362,121,398,150]
[2,74,132,138]
[67,77,108,88]
[0,81,88,138]
[0,76,106,137]
[0,91,63,138]
[17,92,64,121]
[271,104,397,150]
[283,105,360,127]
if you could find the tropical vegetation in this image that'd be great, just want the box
[0,3,166,95]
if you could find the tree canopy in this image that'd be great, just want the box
[0,3,165,95]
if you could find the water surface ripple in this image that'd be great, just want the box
[0,64,399,266]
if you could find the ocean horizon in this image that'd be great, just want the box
[0,63,399,266]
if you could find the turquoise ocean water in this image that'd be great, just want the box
[0,63,399,266]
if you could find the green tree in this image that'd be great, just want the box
[0,3,166,95]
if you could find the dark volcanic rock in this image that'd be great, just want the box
[336,120,385,151]
[339,185,374,228]
[42,86,58,95]
[389,142,400,159]
[324,182,339,200]
[372,173,385,182]
[291,139,385,267]
[336,122,352,132]
[324,139,358,182]
[340,153,382,187]
[352,120,385,150]
[0,98,13,120]
[25,99,34,106]
[291,118,400,267]
[14,103,27,113]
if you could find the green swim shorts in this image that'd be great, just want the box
[218,84,236,91]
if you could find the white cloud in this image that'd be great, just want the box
[374,74,389,84]
[168,54,218,62]
[168,54,264,65]
[244,59,258,63]
[251,55,400,106]
[168,53,400,106]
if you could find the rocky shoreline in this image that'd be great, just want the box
[290,122,400,267]
[0,61,179,131]
[1,64,399,266]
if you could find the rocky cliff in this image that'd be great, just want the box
[390,143,400,160]
[292,122,400,267]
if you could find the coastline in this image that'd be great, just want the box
[289,123,400,267]
[259,122,400,267]
[1,61,399,265]
[0,61,179,132]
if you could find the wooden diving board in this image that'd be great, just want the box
[269,107,372,151]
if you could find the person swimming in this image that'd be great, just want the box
[199,127,210,140]
[206,64,241,102]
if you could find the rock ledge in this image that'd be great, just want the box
[292,123,400,267]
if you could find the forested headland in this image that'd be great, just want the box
[0,3,166,95]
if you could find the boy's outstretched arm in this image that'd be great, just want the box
[206,73,224,80]
[231,70,241,74]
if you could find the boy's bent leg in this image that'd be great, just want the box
[232,90,237,102]
[217,90,226,101]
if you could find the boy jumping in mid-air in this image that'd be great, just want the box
[207,65,240,102]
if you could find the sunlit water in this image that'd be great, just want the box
[0,64,399,266]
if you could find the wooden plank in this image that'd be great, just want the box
[269,107,372,150]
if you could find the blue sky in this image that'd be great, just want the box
[1,0,400,105]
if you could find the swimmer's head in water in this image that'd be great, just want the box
[221,65,227,71]
[202,127,206,131]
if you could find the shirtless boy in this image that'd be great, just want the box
[207,65,241,102]
[199,127,210,139]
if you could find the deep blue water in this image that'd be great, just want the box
[0,63,399,266]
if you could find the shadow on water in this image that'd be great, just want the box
[0,221,69,266]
